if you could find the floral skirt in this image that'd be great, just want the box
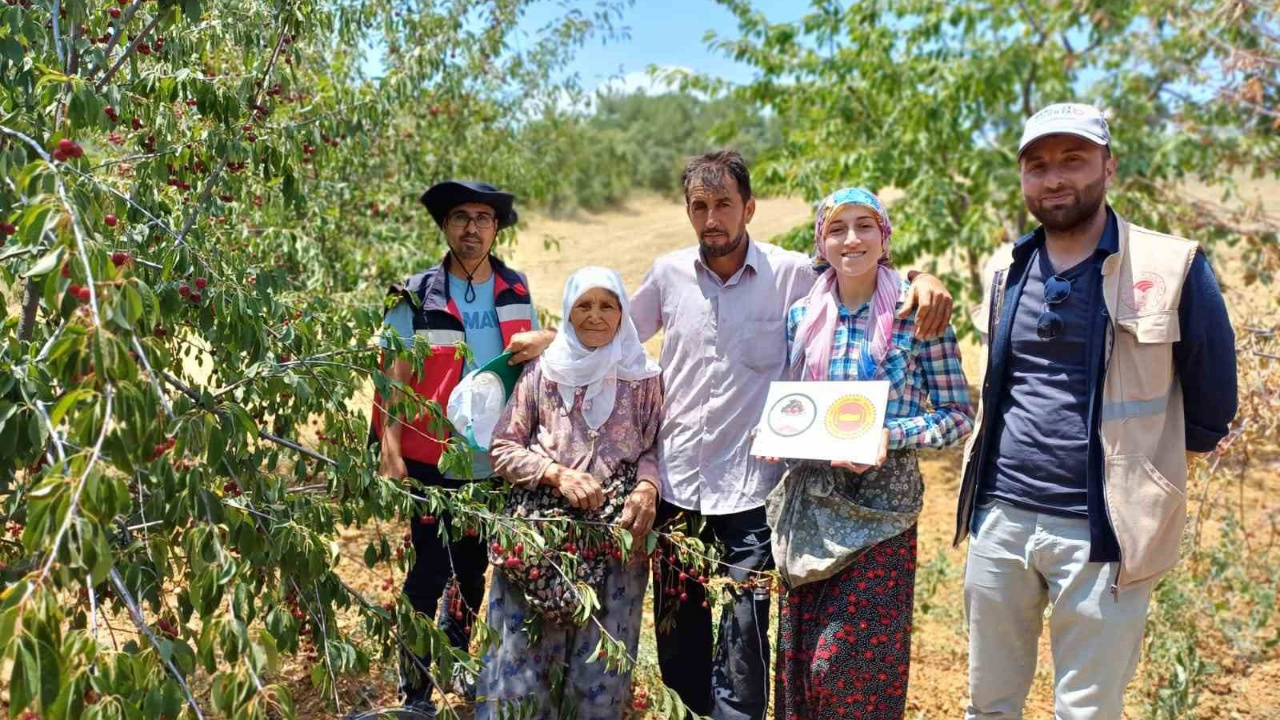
[775,525,918,720]
[476,556,649,720]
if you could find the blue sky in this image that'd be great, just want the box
[511,0,805,94]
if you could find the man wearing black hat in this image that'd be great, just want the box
[372,180,554,714]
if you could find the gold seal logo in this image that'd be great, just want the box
[825,395,876,440]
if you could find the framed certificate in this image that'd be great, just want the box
[750,380,892,464]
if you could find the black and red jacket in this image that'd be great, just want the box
[372,255,534,466]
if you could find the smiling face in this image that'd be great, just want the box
[1019,134,1115,233]
[821,204,884,280]
[443,202,498,262]
[569,287,623,349]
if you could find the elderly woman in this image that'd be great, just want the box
[479,267,663,720]
[770,188,974,720]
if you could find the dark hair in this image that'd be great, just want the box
[681,150,752,204]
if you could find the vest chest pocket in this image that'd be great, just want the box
[1110,313,1178,409]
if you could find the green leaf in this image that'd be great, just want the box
[182,0,202,24]
[50,389,95,426]
[123,283,143,325]
[23,246,63,278]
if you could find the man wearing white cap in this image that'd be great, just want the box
[954,103,1238,718]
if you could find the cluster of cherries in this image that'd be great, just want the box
[51,137,84,162]
[150,435,176,459]
[177,276,209,303]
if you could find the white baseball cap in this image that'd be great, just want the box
[1018,103,1111,157]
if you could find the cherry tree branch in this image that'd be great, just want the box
[109,567,207,720]
[95,14,161,91]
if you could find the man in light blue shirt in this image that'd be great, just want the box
[375,180,554,715]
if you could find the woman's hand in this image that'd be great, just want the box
[545,464,605,510]
[619,480,659,546]
[832,428,890,475]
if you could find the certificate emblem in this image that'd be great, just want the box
[766,393,817,437]
[825,395,876,440]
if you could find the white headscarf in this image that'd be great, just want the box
[539,267,661,430]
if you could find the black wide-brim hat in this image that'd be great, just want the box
[420,180,518,229]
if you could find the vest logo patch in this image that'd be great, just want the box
[1123,271,1166,312]
[825,395,877,440]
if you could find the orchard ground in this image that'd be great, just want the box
[287,190,1278,719]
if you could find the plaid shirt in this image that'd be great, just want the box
[786,282,975,451]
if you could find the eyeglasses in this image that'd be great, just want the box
[447,212,495,229]
[1037,275,1072,340]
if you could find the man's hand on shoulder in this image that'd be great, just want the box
[898,272,954,339]
[506,328,557,364]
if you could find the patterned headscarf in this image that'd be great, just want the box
[789,187,901,381]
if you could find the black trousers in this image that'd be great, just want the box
[399,460,490,702]
[652,501,774,720]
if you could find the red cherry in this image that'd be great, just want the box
[70,144,83,158]
[491,542,503,554]
[107,7,120,18]
[111,251,128,266]
[188,290,202,303]
[52,148,68,162]
[513,543,524,556]
[528,568,540,580]
[136,42,151,55]
[58,138,74,153]
[680,592,689,602]
[77,287,91,302]
[178,284,190,297]
[504,557,521,568]
[68,282,82,296]
[104,214,118,227]
[194,277,207,289]
[420,514,436,526]
[117,0,129,6]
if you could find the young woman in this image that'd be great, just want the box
[771,188,974,720]
[479,266,663,720]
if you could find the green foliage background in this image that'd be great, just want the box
[0,0,1275,718]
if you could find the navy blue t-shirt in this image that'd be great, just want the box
[979,240,1107,517]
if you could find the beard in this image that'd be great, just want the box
[450,233,488,261]
[1027,173,1107,233]
[699,227,747,258]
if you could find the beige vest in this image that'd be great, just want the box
[958,212,1198,591]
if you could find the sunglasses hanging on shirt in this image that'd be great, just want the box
[1037,274,1074,340]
